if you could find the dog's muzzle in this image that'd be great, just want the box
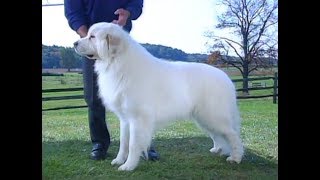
[73,41,96,59]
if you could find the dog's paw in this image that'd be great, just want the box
[111,157,126,166]
[226,156,241,164]
[118,163,136,171]
[210,147,222,154]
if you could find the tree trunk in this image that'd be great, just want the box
[242,31,250,96]
[242,62,249,96]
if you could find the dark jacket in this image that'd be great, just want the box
[64,0,143,32]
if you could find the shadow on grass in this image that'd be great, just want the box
[43,137,277,179]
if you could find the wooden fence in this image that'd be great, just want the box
[233,72,278,104]
[42,73,278,111]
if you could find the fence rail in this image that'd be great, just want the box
[43,105,87,111]
[42,95,84,101]
[42,73,278,111]
[232,76,275,82]
[42,87,83,93]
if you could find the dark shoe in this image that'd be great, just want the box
[90,143,107,160]
[148,149,160,161]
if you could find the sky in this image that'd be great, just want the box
[42,0,222,54]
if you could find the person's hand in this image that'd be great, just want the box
[77,25,88,38]
[112,8,130,27]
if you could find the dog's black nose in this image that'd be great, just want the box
[73,41,78,47]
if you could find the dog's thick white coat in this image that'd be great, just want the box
[75,22,244,171]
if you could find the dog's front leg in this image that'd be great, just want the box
[111,120,129,166]
[118,118,153,171]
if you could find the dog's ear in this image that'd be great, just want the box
[97,33,123,60]
[106,34,121,53]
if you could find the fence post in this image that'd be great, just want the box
[273,72,278,104]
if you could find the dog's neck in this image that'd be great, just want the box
[94,34,156,81]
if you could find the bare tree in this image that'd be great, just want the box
[206,0,278,95]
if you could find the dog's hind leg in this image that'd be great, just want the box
[195,112,243,163]
[207,123,243,163]
[118,116,153,171]
[223,129,243,163]
[194,119,231,157]
[209,133,231,156]
[111,120,129,166]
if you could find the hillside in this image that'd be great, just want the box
[42,44,209,69]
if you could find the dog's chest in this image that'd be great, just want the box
[97,72,125,111]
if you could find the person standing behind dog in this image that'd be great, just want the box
[64,0,159,161]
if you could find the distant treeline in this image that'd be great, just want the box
[42,44,209,69]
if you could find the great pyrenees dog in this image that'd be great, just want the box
[74,22,243,171]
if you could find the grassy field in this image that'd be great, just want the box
[42,72,278,179]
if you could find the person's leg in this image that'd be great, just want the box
[82,58,110,160]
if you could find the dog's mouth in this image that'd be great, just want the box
[82,53,96,59]
[74,48,96,59]
[85,54,94,58]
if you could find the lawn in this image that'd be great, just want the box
[42,72,278,179]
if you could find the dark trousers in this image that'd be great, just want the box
[82,58,110,149]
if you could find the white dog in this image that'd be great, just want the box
[74,22,244,171]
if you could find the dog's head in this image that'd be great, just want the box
[74,22,127,60]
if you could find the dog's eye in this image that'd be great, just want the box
[89,35,95,39]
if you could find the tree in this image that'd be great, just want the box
[42,45,62,68]
[206,0,278,95]
[60,47,77,72]
[207,51,221,65]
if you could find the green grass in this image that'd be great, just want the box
[43,101,277,179]
[43,72,278,179]
[42,73,83,89]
